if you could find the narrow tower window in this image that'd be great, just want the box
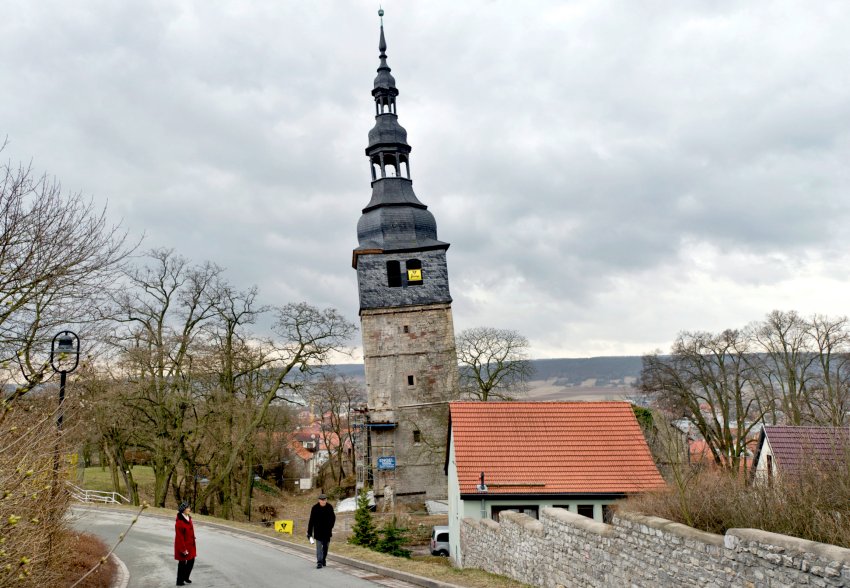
[413,430,421,444]
[407,375,415,386]
[403,325,409,333]
[406,259,422,286]
[386,260,401,287]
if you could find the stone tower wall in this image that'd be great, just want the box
[362,302,458,499]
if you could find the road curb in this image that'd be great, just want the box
[109,552,130,588]
[73,505,464,588]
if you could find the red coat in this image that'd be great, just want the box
[174,514,196,561]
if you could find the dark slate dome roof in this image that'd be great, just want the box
[374,68,396,91]
[368,114,408,147]
[356,205,446,252]
[362,177,423,210]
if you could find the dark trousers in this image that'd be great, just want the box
[177,558,195,583]
[315,538,330,564]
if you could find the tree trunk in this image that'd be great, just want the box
[104,442,121,494]
[242,452,254,519]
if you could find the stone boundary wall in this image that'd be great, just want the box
[460,508,850,587]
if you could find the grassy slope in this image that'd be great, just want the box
[78,465,155,494]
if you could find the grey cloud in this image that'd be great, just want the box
[2,0,849,356]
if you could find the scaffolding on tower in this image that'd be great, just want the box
[351,405,397,499]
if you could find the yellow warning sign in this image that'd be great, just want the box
[407,269,422,281]
[274,520,294,534]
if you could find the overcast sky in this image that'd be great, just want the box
[2,1,850,360]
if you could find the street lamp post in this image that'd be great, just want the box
[50,331,80,430]
[48,330,80,560]
[50,331,80,499]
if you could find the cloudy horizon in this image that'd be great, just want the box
[3,1,849,361]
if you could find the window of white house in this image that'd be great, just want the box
[491,506,538,522]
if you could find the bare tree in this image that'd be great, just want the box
[456,327,534,401]
[75,365,142,505]
[306,372,365,486]
[194,283,266,518]
[0,151,130,412]
[108,249,222,506]
[636,407,698,525]
[749,310,819,425]
[805,314,850,426]
[195,301,356,517]
[640,329,765,473]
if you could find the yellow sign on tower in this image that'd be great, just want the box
[407,269,422,281]
[274,520,294,534]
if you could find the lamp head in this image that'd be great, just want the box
[50,330,80,373]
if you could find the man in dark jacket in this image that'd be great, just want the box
[307,493,336,568]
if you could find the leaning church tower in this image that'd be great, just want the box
[352,11,458,502]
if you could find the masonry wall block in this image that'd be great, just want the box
[460,508,850,587]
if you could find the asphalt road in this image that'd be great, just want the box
[70,508,418,588]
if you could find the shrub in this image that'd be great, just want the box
[348,488,378,548]
[623,451,850,548]
[375,516,411,558]
[61,531,117,588]
[0,398,71,586]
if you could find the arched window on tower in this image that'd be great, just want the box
[371,159,381,181]
[399,156,410,179]
[386,260,401,288]
[384,154,398,177]
[406,259,422,286]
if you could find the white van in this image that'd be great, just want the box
[430,525,449,556]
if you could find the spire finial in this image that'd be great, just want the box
[373,6,395,89]
[378,8,388,58]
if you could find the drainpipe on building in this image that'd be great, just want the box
[477,471,488,519]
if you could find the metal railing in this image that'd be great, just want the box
[67,482,128,505]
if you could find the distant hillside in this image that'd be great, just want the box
[327,356,643,388]
[530,356,643,387]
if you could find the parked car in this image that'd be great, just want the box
[430,525,449,556]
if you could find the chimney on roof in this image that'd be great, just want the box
[476,471,488,493]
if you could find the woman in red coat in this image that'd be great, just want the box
[174,502,196,586]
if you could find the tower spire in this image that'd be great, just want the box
[354,9,449,266]
[373,8,396,95]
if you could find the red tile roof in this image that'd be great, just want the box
[288,440,315,461]
[763,426,850,474]
[449,401,665,495]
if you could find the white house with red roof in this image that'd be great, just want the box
[445,401,665,564]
